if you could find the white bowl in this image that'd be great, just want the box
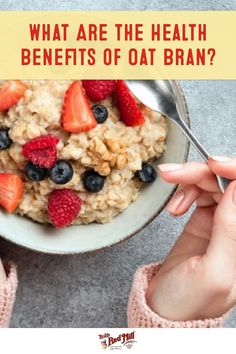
[0,81,189,254]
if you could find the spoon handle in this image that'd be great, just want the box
[172,113,231,192]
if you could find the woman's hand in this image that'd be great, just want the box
[146,157,236,321]
[0,258,6,286]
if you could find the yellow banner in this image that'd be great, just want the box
[0,11,235,79]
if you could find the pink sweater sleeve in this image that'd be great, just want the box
[0,262,17,328]
[127,262,228,328]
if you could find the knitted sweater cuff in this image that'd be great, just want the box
[0,262,17,328]
[127,262,228,328]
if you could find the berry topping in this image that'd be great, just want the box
[49,160,73,185]
[62,80,97,133]
[0,81,26,112]
[0,129,12,150]
[92,104,108,124]
[25,162,47,182]
[135,163,157,183]
[48,189,82,228]
[83,170,106,193]
[0,173,24,213]
[82,80,116,101]
[116,80,145,127]
[22,134,59,169]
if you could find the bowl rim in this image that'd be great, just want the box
[0,80,190,255]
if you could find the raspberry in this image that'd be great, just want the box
[116,80,145,126]
[82,80,116,101]
[22,134,59,168]
[48,189,82,228]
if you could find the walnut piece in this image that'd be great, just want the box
[88,136,128,176]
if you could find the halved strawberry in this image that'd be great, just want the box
[62,81,97,133]
[0,173,24,213]
[116,80,145,126]
[0,81,26,112]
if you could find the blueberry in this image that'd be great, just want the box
[49,160,73,185]
[135,163,157,183]
[92,105,108,124]
[25,162,47,182]
[83,170,106,193]
[0,129,12,150]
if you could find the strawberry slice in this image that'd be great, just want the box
[0,81,26,112]
[116,80,145,127]
[62,81,97,133]
[0,173,24,213]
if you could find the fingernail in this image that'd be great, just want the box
[166,190,185,213]
[232,182,236,206]
[210,156,231,162]
[158,163,183,172]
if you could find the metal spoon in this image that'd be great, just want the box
[125,80,230,192]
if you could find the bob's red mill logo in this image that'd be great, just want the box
[98,331,137,350]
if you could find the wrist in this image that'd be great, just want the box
[146,274,162,315]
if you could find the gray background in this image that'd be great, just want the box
[0,0,235,328]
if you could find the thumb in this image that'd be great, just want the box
[207,180,236,271]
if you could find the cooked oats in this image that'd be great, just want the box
[0,80,168,224]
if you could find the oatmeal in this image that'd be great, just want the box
[0,80,167,227]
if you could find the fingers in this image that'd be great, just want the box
[166,185,218,216]
[208,156,236,179]
[196,192,221,207]
[184,207,214,242]
[158,162,219,192]
[166,185,202,216]
[207,181,236,273]
[159,157,236,191]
